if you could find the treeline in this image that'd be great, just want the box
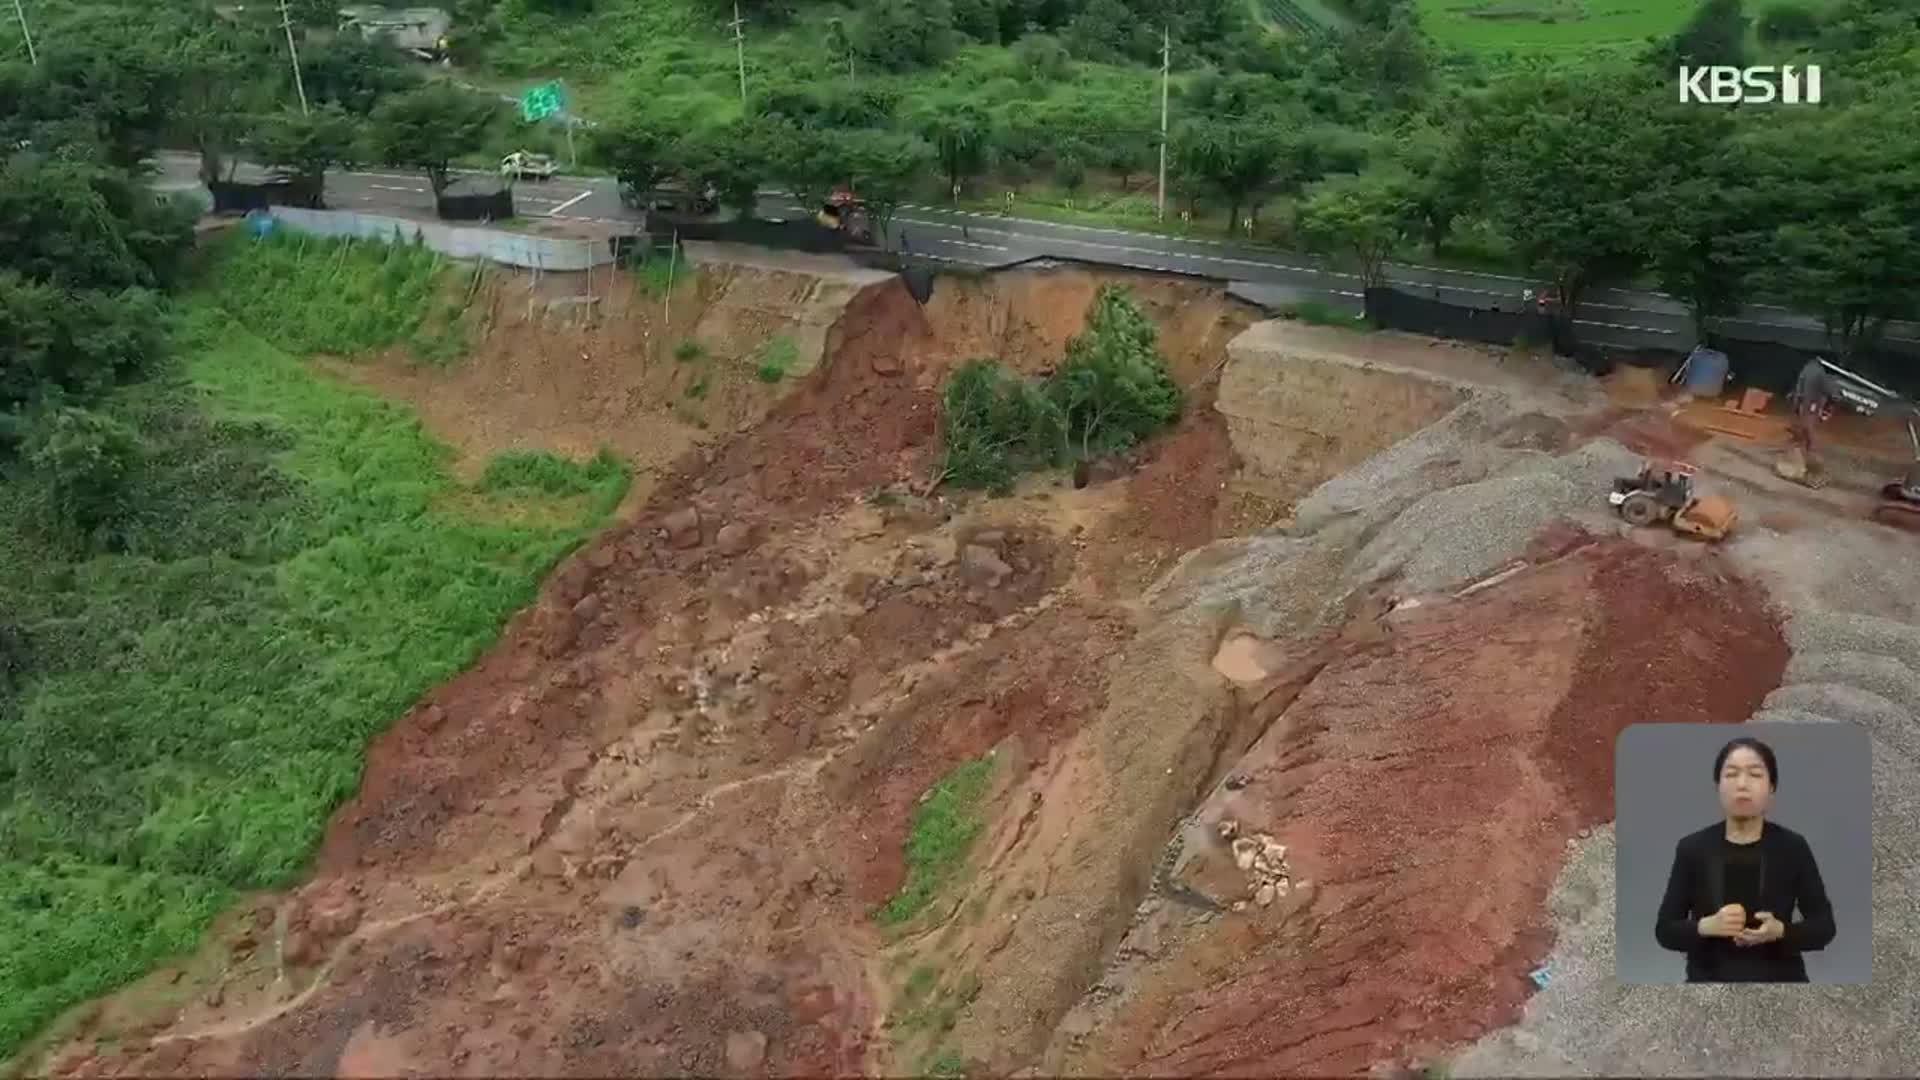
[584,0,1920,354]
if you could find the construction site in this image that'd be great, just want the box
[28,245,1920,1078]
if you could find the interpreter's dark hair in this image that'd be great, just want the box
[1714,737,1778,790]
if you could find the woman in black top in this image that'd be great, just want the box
[1654,736,1837,982]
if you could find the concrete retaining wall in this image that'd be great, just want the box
[266,207,614,271]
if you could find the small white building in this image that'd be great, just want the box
[337,6,451,56]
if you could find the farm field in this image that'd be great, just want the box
[1415,0,1700,52]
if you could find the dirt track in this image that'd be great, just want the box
[38,262,1802,1078]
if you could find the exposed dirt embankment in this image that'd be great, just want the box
[39,264,1796,1080]
[1215,322,1471,505]
[36,264,1264,1079]
[1043,536,1787,1077]
[322,256,892,486]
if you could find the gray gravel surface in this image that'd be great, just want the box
[1453,518,1920,1078]
[1127,348,1920,1077]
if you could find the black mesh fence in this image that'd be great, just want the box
[435,188,514,222]
[647,214,859,254]
[1365,287,1917,394]
[1364,286,1556,350]
[1694,335,1918,399]
[209,178,324,213]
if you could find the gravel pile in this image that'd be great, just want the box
[1289,394,1523,533]
[1349,470,1584,594]
[1453,536,1920,1077]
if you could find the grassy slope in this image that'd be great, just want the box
[0,234,627,1058]
[877,754,997,926]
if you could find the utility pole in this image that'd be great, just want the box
[1156,26,1169,222]
[730,0,747,105]
[279,0,310,116]
[11,0,35,66]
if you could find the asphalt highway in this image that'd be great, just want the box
[151,152,1918,357]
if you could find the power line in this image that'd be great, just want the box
[11,0,34,65]
[279,0,310,115]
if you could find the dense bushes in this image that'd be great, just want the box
[937,286,1181,492]
[0,305,629,1056]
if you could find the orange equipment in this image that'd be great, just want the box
[1609,460,1737,541]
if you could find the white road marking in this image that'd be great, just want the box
[546,189,593,216]
[369,183,422,193]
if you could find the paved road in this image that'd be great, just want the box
[153,152,1919,357]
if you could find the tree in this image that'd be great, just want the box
[1175,119,1286,235]
[910,98,994,202]
[853,0,958,71]
[1296,172,1422,290]
[1047,286,1182,457]
[1638,112,1757,345]
[1757,2,1822,42]
[588,115,677,190]
[12,24,178,169]
[1661,0,1749,69]
[250,106,360,201]
[841,131,936,245]
[824,17,856,79]
[301,34,421,116]
[368,84,501,197]
[1011,34,1070,82]
[683,119,780,218]
[1396,118,1478,256]
[18,406,144,552]
[171,21,278,185]
[1465,69,1675,344]
[1744,108,1920,357]
[1063,0,1149,63]
[0,156,193,293]
[0,278,166,413]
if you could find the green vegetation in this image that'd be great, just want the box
[754,335,800,383]
[673,339,707,363]
[1285,299,1367,327]
[1414,0,1697,53]
[928,1047,968,1077]
[201,230,469,359]
[937,286,1182,493]
[0,121,626,1054]
[876,755,997,925]
[0,304,627,1054]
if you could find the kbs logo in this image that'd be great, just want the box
[1679,65,1823,105]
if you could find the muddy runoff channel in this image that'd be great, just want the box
[42,270,1788,1079]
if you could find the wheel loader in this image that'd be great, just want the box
[1609,461,1737,541]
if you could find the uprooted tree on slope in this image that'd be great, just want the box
[935,286,1181,492]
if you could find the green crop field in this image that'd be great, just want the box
[1415,0,1700,52]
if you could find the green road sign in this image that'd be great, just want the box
[520,81,566,122]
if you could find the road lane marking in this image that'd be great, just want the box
[546,189,593,216]
[370,183,422,193]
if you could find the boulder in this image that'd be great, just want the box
[715,522,754,556]
[725,1030,768,1071]
[664,507,702,549]
[958,544,1012,588]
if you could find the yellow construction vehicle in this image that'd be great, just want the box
[1609,460,1738,541]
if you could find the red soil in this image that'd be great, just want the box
[40,273,1233,1079]
[1075,534,1787,1078]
